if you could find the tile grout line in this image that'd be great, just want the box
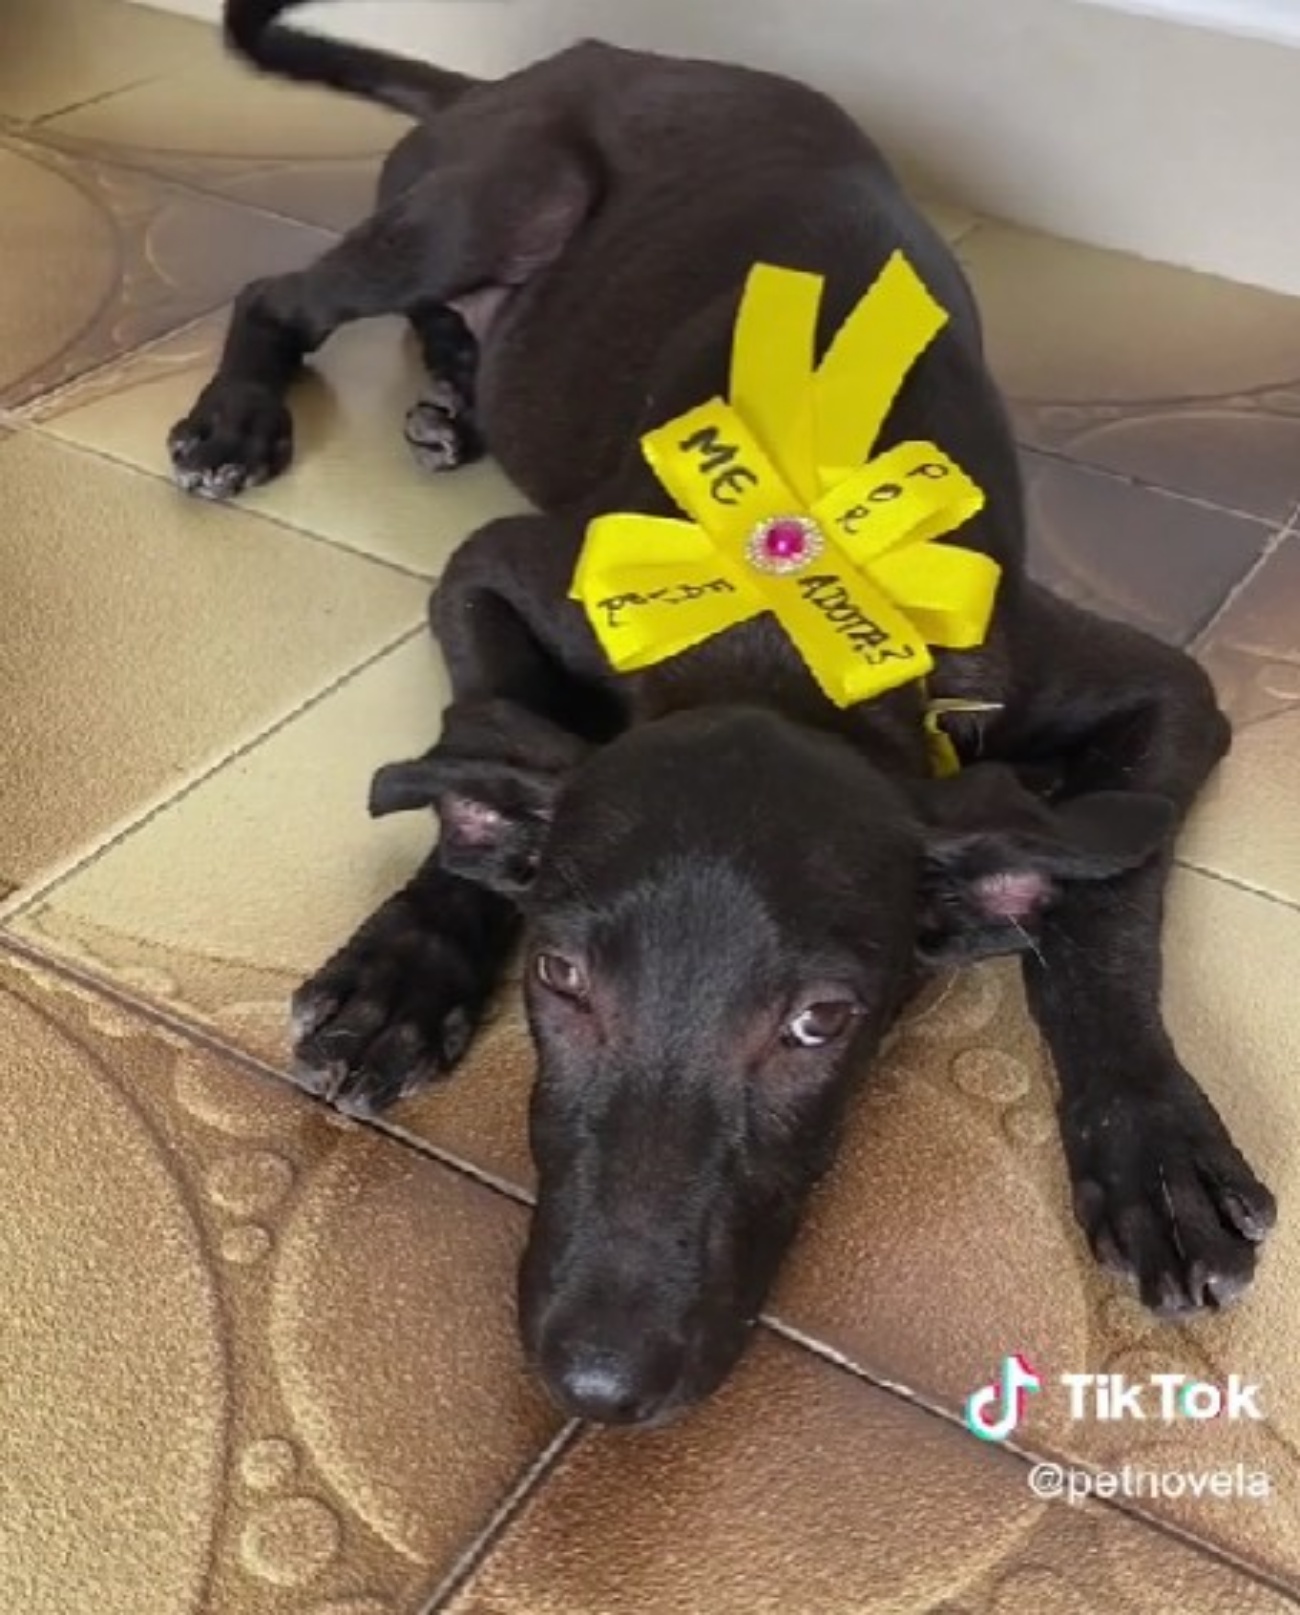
[417,1421,585,1613]
[763,1319,1300,1604]
[1174,857,1300,918]
[10,416,445,589]
[24,73,170,129]
[33,132,393,236]
[1020,439,1287,531]
[7,910,1295,1601]
[8,304,228,422]
[14,71,399,238]
[6,114,353,245]
[1189,518,1294,655]
[0,925,536,1206]
[0,921,573,1605]
[0,621,428,926]
[358,1105,536,1208]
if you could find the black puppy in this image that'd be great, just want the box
[171,0,1276,1426]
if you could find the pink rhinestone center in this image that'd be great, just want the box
[761,519,809,561]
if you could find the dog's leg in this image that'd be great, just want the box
[1001,585,1275,1312]
[403,301,484,472]
[168,143,594,499]
[292,511,612,1113]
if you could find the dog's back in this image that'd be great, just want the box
[224,4,994,520]
[404,42,988,512]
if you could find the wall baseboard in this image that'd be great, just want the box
[132,0,1300,295]
[1073,0,1300,49]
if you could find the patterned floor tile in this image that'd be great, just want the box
[0,945,560,1615]
[29,308,531,575]
[1196,530,1300,729]
[0,130,333,410]
[8,11,1300,1609]
[768,866,1300,1589]
[958,223,1300,521]
[37,39,982,245]
[0,429,424,900]
[0,0,208,123]
[10,634,536,1189]
[8,633,538,1190]
[1180,532,1300,904]
[443,1334,1291,1615]
[43,47,408,232]
[1023,451,1274,645]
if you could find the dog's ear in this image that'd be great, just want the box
[368,698,590,896]
[913,764,1174,964]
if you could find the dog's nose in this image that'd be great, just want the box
[546,1340,682,1424]
[553,1348,642,1421]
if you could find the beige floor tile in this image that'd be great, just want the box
[42,69,981,244]
[1196,532,1300,728]
[0,130,334,409]
[30,308,531,574]
[958,223,1300,521]
[1023,451,1272,645]
[11,636,537,1190]
[444,1333,1290,1615]
[0,945,560,1615]
[1181,714,1300,908]
[44,50,409,231]
[1179,532,1300,903]
[0,430,425,899]
[0,0,208,122]
[7,16,1300,1608]
[769,867,1300,1588]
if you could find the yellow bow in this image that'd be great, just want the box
[570,252,1002,707]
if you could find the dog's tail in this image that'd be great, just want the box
[224,0,481,120]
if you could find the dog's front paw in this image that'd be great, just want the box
[290,894,489,1117]
[168,382,293,499]
[1066,1089,1276,1315]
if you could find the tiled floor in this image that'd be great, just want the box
[2,4,1299,1612]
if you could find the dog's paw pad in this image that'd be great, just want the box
[404,399,482,472]
[290,905,489,1115]
[423,376,468,418]
[168,384,293,500]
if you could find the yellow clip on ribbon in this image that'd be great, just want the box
[570,252,1002,707]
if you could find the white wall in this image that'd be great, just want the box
[135,0,1300,294]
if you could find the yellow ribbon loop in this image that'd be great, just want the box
[729,264,822,504]
[569,251,1001,711]
[811,253,950,477]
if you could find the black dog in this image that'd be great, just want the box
[170,0,1276,1426]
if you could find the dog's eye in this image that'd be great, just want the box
[783,1000,859,1049]
[534,951,589,1002]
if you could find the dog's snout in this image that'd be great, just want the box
[541,1331,686,1425]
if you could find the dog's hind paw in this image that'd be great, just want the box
[1066,1087,1276,1316]
[404,390,483,473]
[289,895,488,1117]
[168,382,293,500]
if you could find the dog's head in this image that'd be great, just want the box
[373,697,1171,1425]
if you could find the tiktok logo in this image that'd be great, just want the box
[963,1353,1042,1443]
